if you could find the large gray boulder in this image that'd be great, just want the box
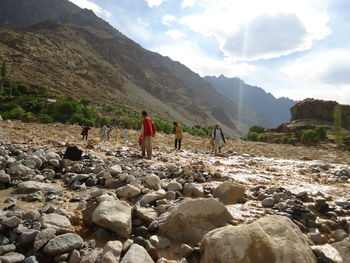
[17,181,61,194]
[92,200,132,238]
[120,244,154,263]
[39,213,72,233]
[200,215,317,263]
[212,181,245,204]
[158,198,233,244]
[43,233,83,255]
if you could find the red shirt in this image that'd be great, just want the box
[143,116,156,136]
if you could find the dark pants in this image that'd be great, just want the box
[82,133,88,140]
[175,139,181,150]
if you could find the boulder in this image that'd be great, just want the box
[0,170,10,184]
[101,240,122,263]
[43,233,83,255]
[117,184,141,199]
[145,174,160,190]
[139,189,166,206]
[0,252,25,263]
[158,198,233,244]
[135,207,158,222]
[8,164,32,177]
[39,213,72,233]
[120,244,154,263]
[17,181,61,194]
[312,237,350,263]
[182,183,204,198]
[1,216,21,228]
[167,181,182,192]
[92,200,132,238]
[212,181,245,204]
[34,228,56,251]
[200,215,317,263]
[109,165,122,176]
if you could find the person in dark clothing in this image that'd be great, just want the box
[81,125,91,140]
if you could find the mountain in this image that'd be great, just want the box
[0,0,246,137]
[205,75,297,128]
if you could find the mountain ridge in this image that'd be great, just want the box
[205,75,297,128]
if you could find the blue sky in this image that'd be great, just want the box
[69,0,350,104]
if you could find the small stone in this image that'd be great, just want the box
[262,197,275,208]
[1,216,21,228]
[23,255,39,263]
[34,228,56,251]
[117,184,141,199]
[101,240,122,263]
[167,181,182,192]
[109,165,122,176]
[149,235,170,249]
[0,244,16,255]
[145,174,160,190]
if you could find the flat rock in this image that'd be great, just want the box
[0,252,25,263]
[17,181,61,194]
[92,200,132,238]
[158,198,233,244]
[135,207,158,222]
[43,233,83,255]
[40,213,72,233]
[117,184,141,199]
[139,189,166,206]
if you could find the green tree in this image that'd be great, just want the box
[0,61,6,94]
[333,105,343,149]
[249,125,265,134]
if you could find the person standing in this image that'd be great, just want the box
[81,125,91,140]
[123,127,128,142]
[173,122,183,150]
[101,124,108,142]
[141,111,156,160]
[212,124,226,153]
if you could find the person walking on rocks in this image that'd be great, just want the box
[173,122,183,150]
[101,124,108,142]
[141,111,156,160]
[212,124,226,153]
[81,125,91,140]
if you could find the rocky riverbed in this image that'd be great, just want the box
[0,120,350,263]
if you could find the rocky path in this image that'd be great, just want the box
[0,120,349,262]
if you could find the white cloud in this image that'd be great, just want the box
[137,18,149,26]
[69,0,111,18]
[278,48,350,103]
[181,0,196,9]
[145,0,164,8]
[165,30,186,39]
[181,0,331,61]
[152,41,255,77]
[162,15,176,26]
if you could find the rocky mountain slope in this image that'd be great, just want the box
[291,98,350,128]
[205,75,297,128]
[0,0,244,137]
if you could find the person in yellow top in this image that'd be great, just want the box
[173,122,183,150]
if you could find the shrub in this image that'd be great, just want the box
[273,138,281,143]
[257,133,268,142]
[38,113,53,124]
[301,129,318,144]
[288,137,296,145]
[7,106,25,119]
[21,112,35,122]
[247,131,259,141]
[315,126,327,140]
[281,136,289,144]
[249,125,265,134]
[99,116,111,126]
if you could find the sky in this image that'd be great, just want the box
[68,0,350,104]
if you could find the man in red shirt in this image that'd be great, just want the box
[142,111,156,160]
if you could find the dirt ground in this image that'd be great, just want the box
[1,120,349,164]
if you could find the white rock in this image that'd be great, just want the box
[117,184,141,199]
[139,189,166,207]
[145,174,160,190]
[109,165,122,176]
[92,200,132,238]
